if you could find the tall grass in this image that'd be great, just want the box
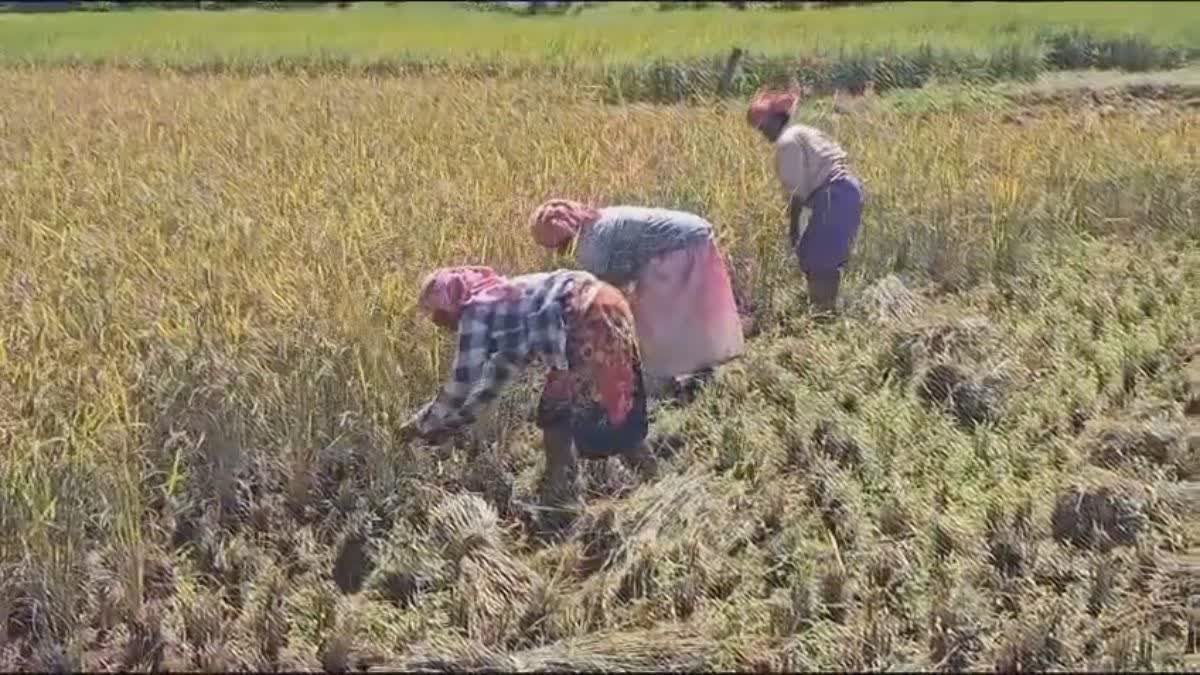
[0,69,1192,415]
[0,67,1197,670]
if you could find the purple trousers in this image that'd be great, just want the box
[792,174,864,276]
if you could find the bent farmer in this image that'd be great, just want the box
[747,89,865,315]
[529,200,745,391]
[401,266,657,517]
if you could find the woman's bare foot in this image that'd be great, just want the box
[620,441,659,481]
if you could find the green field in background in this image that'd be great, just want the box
[0,2,1196,68]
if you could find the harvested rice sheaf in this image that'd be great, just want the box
[431,493,545,646]
[851,274,922,324]
[429,494,502,562]
[451,546,542,646]
[394,623,711,672]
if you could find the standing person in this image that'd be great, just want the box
[529,199,746,393]
[747,89,865,316]
[399,266,657,523]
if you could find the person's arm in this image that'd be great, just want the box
[776,133,813,245]
[776,131,816,205]
[788,194,805,246]
[404,307,518,440]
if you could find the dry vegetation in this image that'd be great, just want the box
[1,48,1199,673]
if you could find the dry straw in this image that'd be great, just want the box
[430,493,545,646]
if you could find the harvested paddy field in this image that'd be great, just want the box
[1,2,1198,672]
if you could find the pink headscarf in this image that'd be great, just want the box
[529,199,602,250]
[417,266,517,320]
[747,88,800,129]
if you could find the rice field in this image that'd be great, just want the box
[1,3,1199,672]
[4,2,1200,101]
[5,2,1200,64]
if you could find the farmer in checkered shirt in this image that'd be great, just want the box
[400,266,657,513]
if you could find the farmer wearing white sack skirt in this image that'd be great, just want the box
[529,199,746,395]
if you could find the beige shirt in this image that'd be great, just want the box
[774,123,847,205]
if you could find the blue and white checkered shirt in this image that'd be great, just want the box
[411,269,595,436]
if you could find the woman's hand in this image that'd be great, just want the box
[788,195,804,247]
[398,421,421,443]
[423,428,455,446]
[399,421,456,447]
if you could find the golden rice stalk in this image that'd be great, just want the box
[1155,480,1200,516]
[391,623,711,672]
[560,471,755,629]
[451,546,543,646]
[850,274,921,325]
[576,470,749,585]
[514,623,712,671]
[429,493,501,562]
[605,472,713,557]
[386,634,521,672]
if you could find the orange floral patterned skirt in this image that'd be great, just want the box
[535,279,648,459]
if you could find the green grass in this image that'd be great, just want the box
[0,2,1196,102]
[1,2,1196,64]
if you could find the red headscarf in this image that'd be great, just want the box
[747,88,801,129]
[417,266,518,322]
[529,198,602,250]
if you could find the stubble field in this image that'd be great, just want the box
[2,4,1200,672]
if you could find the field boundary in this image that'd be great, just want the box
[5,42,1198,106]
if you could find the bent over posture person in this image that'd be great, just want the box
[400,266,657,520]
[529,200,745,392]
[747,89,865,315]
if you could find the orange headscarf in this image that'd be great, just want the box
[417,266,518,321]
[747,88,801,129]
[529,198,602,250]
